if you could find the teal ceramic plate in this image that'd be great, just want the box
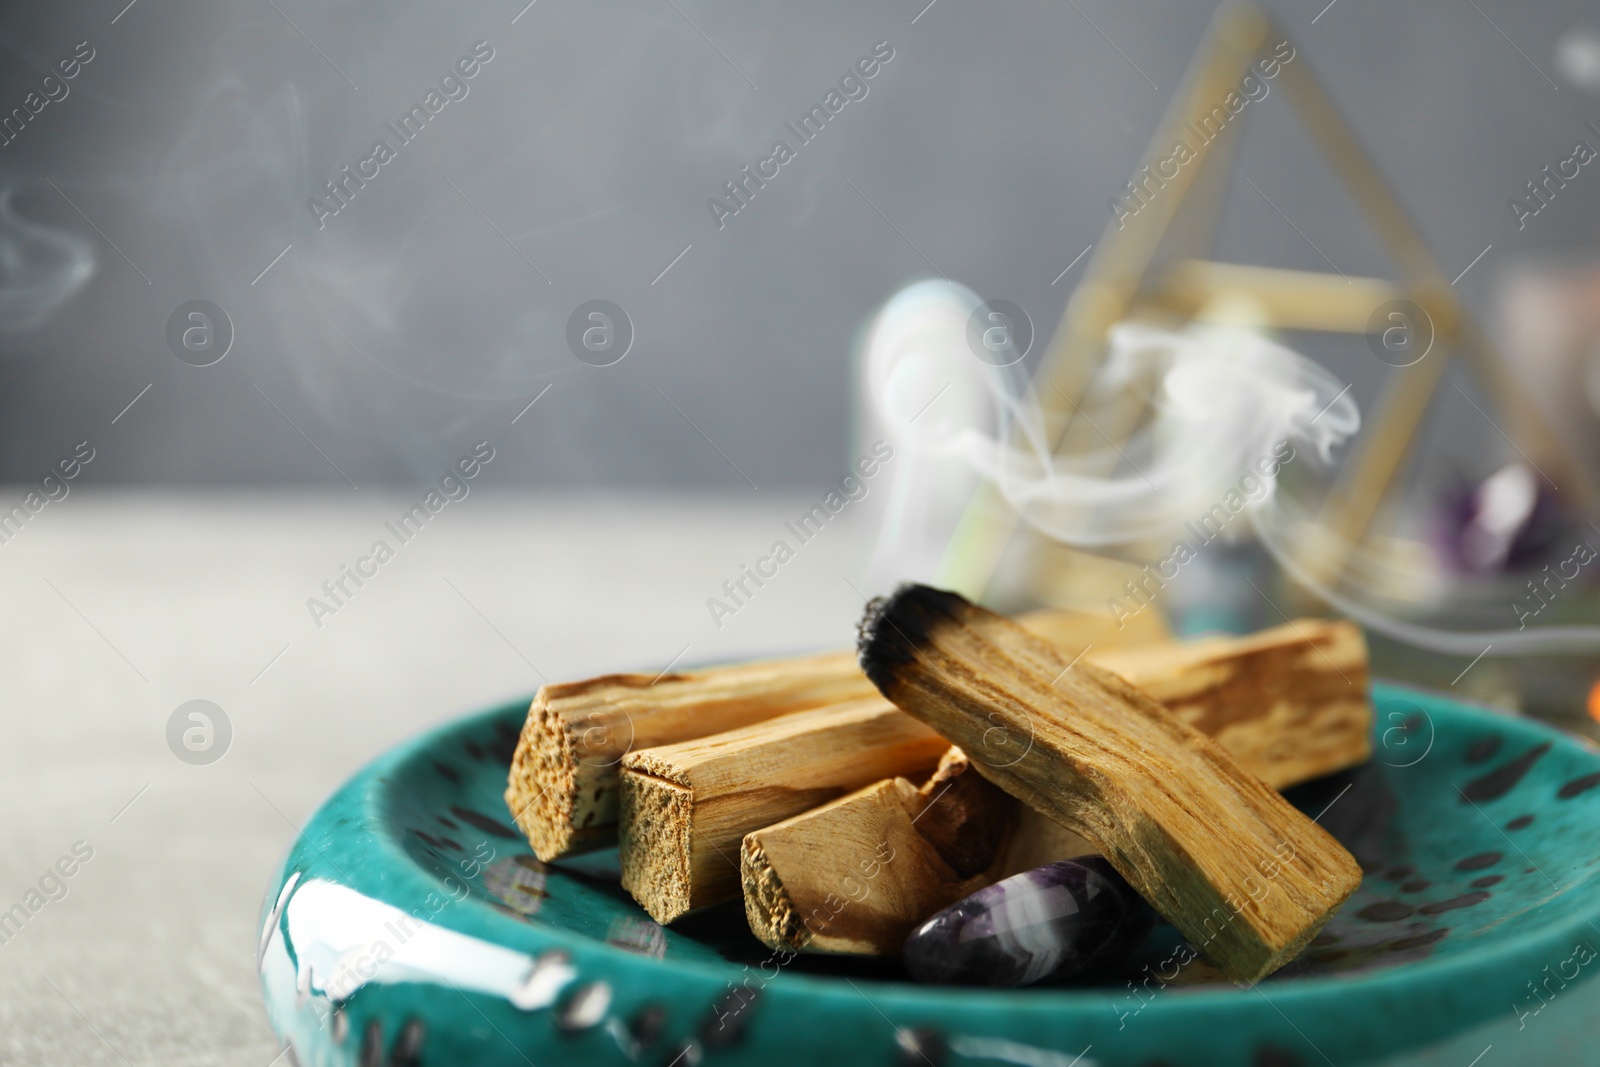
[258,683,1600,1067]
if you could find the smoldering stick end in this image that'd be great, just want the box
[855,583,972,695]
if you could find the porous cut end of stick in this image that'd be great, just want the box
[505,675,666,861]
[1091,618,1372,789]
[740,835,798,951]
[618,769,695,924]
[618,698,948,923]
[857,584,1363,983]
[742,778,980,956]
[506,691,599,861]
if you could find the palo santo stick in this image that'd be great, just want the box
[618,697,950,924]
[855,585,1362,983]
[941,616,1371,868]
[506,607,1169,861]
[743,620,1371,956]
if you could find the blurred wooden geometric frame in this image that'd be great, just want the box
[936,0,1597,601]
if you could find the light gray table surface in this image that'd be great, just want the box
[0,490,872,1065]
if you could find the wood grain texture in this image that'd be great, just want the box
[1091,618,1370,789]
[855,584,1362,982]
[618,698,950,923]
[505,607,1169,861]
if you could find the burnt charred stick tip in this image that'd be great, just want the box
[856,584,968,695]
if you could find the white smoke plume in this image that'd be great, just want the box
[864,279,1600,656]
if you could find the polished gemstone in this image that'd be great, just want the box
[902,857,1155,986]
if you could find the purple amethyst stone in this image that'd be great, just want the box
[902,857,1156,987]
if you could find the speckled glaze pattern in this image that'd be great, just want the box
[257,683,1600,1066]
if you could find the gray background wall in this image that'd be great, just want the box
[1,0,1598,489]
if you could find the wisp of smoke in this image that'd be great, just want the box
[0,185,95,335]
[864,279,1600,656]
[866,279,1359,546]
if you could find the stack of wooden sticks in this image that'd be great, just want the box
[505,594,1371,982]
